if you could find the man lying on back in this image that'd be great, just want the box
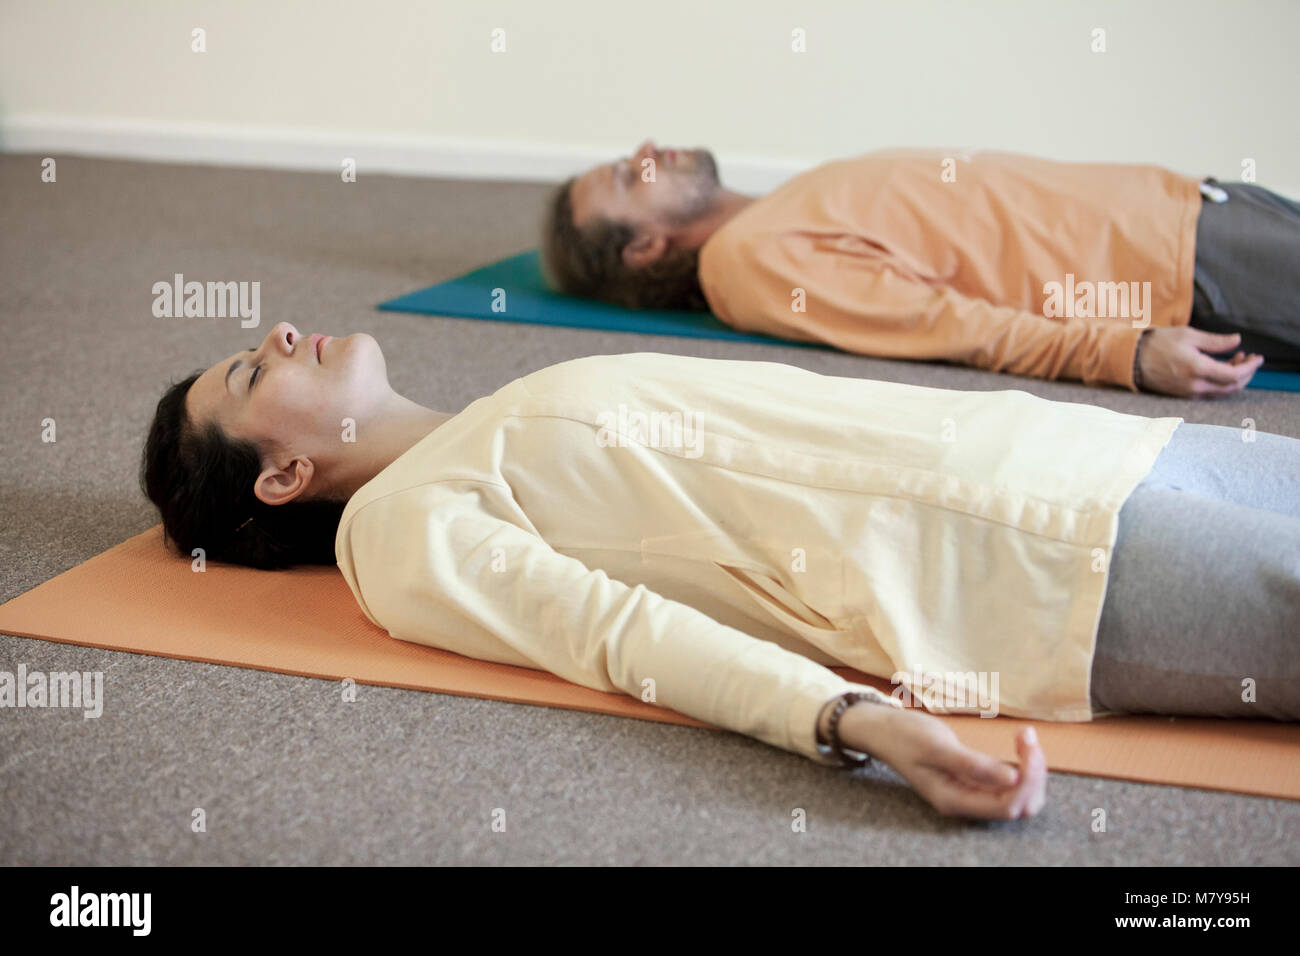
[541,141,1300,397]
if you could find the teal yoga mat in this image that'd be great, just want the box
[378,250,1300,393]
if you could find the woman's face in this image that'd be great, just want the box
[185,322,390,478]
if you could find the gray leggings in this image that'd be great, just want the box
[1090,422,1300,720]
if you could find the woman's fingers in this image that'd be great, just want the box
[919,725,1046,819]
[978,727,1043,819]
[1006,728,1048,818]
[923,766,1030,820]
[887,709,1049,820]
[943,742,1019,790]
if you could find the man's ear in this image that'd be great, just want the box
[621,230,669,270]
[253,457,315,507]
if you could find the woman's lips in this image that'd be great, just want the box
[314,335,330,361]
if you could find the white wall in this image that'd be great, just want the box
[1,0,1297,193]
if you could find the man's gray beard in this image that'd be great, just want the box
[665,151,722,227]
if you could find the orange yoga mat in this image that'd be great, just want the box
[2,525,1297,800]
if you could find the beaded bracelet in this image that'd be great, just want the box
[822,691,890,767]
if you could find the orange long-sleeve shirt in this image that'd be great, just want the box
[696,149,1203,389]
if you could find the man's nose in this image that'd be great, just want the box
[634,139,658,163]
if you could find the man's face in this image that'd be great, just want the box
[569,139,721,232]
[185,322,389,479]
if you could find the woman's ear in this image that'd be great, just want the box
[253,457,315,506]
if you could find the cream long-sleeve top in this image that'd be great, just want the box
[334,352,1181,766]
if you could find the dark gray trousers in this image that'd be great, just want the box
[1091,422,1300,720]
[1189,181,1300,370]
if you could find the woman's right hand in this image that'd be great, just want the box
[846,704,1047,820]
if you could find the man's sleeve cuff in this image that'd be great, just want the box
[1098,325,1146,391]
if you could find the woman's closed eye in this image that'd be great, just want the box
[249,365,262,390]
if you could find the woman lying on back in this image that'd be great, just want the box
[140,324,1300,821]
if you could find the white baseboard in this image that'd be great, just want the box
[0,114,813,192]
[3,115,1297,201]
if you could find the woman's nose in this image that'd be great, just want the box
[635,139,657,162]
[268,321,298,353]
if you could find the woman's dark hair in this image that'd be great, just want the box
[539,176,710,312]
[140,371,347,570]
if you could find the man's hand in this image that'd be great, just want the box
[842,704,1047,820]
[1137,327,1264,397]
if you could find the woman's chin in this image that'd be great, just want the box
[341,332,392,388]
[330,331,375,362]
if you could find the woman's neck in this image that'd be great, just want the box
[323,393,455,502]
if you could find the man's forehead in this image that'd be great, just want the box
[570,163,612,228]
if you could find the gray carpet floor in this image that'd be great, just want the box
[1,154,1297,865]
